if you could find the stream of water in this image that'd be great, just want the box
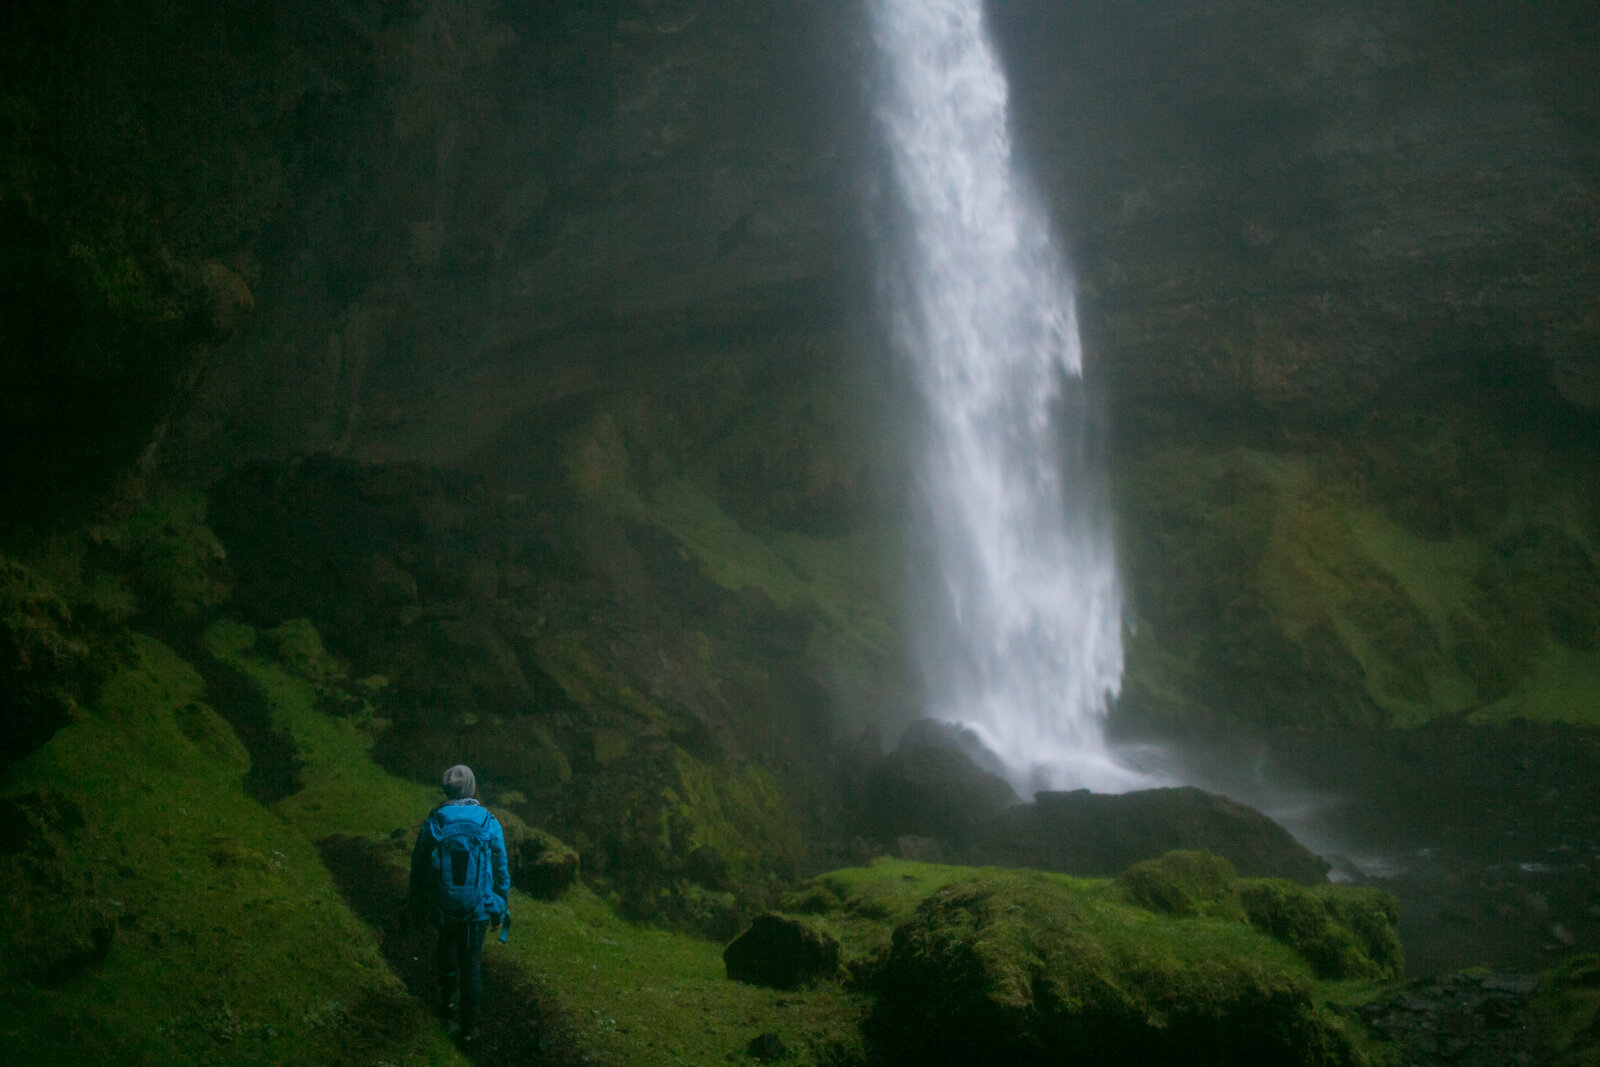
[868,0,1145,794]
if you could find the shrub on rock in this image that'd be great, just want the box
[724,913,841,990]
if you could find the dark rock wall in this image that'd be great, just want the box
[5,0,1599,734]
[992,0,1599,414]
[164,0,871,474]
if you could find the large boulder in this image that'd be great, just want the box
[867,873,1357,1067]
[862,741,1019,841]
[723,913,840,990]
[968,786,1330,885]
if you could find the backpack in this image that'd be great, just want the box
[430,806,502,921]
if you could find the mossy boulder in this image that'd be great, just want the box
[1117,850,1245,920]
[261,619,345,686]
[724,913,842,990]
[866,872,1360,1067]
[511,825,580,900]
[1238,879,1402,980]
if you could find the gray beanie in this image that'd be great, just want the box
[442,764,476,799]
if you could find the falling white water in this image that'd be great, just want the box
[868,0,1146,794]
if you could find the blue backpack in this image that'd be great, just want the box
[429,805,503,923]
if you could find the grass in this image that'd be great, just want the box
[202,618,438,841]
[0,636,462,1066]
[512,885,865,1065]
[0,622,1406,1065]
[2,614,870,1065]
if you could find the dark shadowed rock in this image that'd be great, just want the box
[968,786,1330,885]
[723,913,840,990]
[896,718,1012,780]
[863,742,1019,841]
[747,1030,790,1061]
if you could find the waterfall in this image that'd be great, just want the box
[868,0,1144,794]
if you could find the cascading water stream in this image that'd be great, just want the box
[867,0,1149,794]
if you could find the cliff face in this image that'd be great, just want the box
[4,0,1599,742]
[161,0,870,474]
[146,0,1598,473]
[994,0,1599,414]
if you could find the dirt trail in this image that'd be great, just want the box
[317,833,598,1067]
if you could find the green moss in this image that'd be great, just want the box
[666,751,800,882]
[0,636,463,1065]
[510,882,867,1066]
[563,409,897,653]
[202,619,437,841]
[1117,850,1246,920]
[785,859,979,960]
[1117,433,1600,730]
[261,619,346,686]
[865,867,1365,1067]
[1531,954,1600,1067]
[1238,879,1403,981]
[1470,642,1600,725]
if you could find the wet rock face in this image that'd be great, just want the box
[152,0,1597,476]
[969,786,1332,885]
[991,0,1600,415]
[169,0,868,475]
[861,742,1020,842]
[1361,972,1542,1067]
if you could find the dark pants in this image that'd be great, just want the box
[436,919,489,1032]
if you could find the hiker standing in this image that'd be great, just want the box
[408,764,510,1044]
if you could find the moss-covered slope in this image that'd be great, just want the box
[1116,390,1600,731]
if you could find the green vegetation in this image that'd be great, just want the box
[1532,953,1600,1067]
[0,553,1413,1067]
[1237,879,1403,981]
[1115,849,1246,920]
[0,636,457,1065]
[1117,419,1600,730]
[0,608,870,1065]
[787,858,1390,1067]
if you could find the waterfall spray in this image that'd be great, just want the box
[868,0,1146,794]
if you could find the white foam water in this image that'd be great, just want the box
[867,0,1147,795]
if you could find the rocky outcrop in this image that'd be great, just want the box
[861,740,1019,842]
[992,0,1599,415]
[967,786,1331,885]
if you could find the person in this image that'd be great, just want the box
[408,764,510,1043]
